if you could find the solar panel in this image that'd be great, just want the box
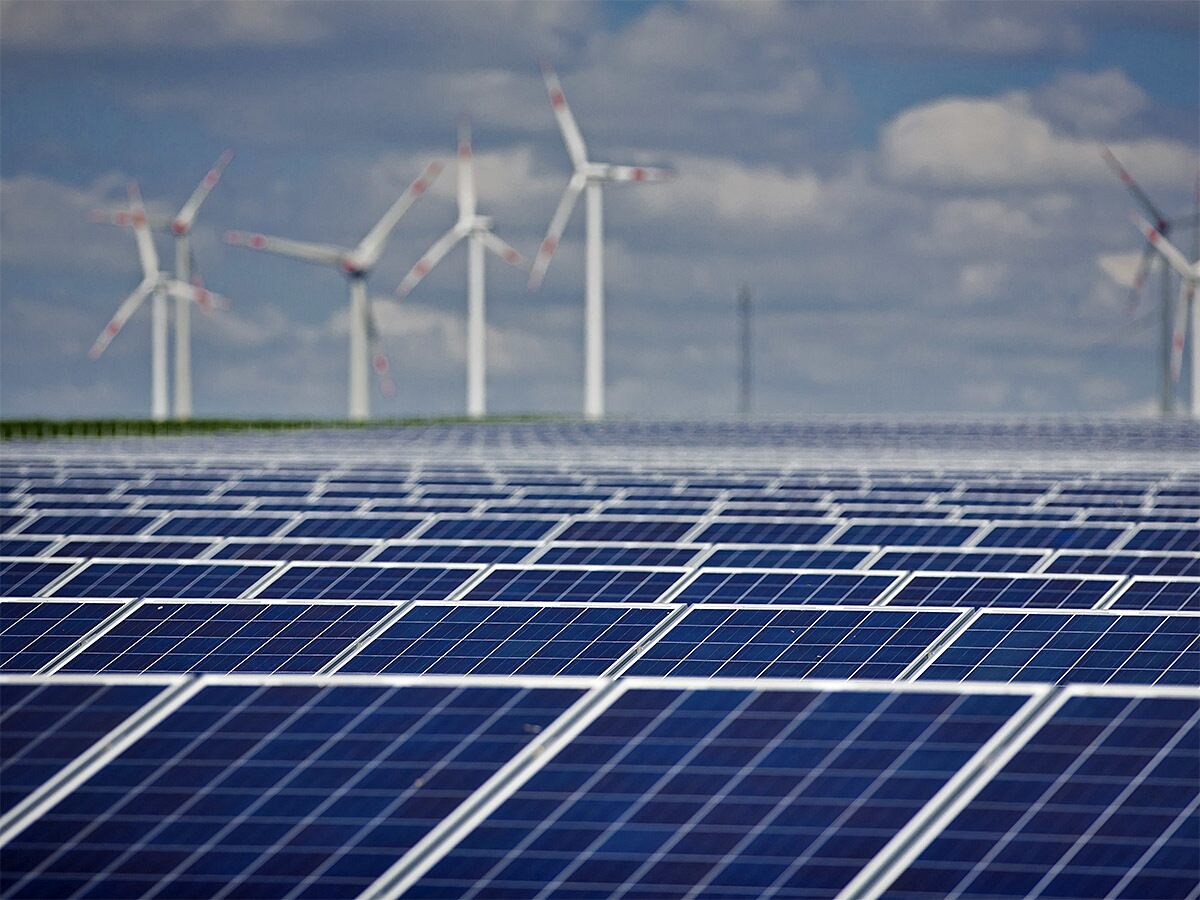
[674,568,904,605]
[916,610,1199,685]
[51,537,215,560]
[0,681,587,900]
[15,513,156,536]
[556,518,697,543]
[0,559,76,596]
[976,523,1126,550]
[887,573,1120,609]
[462,565,687,604]
[834,521,981,547]
[403,682,1035,900]
[417,516,560,541]
[1122,524,1200,553]
[281,515,424,540]
[0,538,53,558]
[371,542,536,565]
[336,602,674,676]
[693,519,837,545]
[869,547,1046,573]
[151,513,292,538]
[702,545,873,570]
[878,690,1199,899]
[1,600,122,672]
[51,560,274,599]
[1044,550,1200,577]
[253,562,478,601]
[1109,576,1200,611]
[532,543,704,567]
[626,606,963,679]
[211,539,376,563]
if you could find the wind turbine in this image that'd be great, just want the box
[529,62,674,420]
[89,183,228,421]
[1133,214,1199,418]
[396,119,527,418]
[225,161,443,421]
[90,150,233,420]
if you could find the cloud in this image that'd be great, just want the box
[1033,69,1150,134]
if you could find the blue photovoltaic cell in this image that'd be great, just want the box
[918,611,1200,685]
[627,607,961,678]
[702,546,872,570]
[58,602,393,674]
[1,601,121,671]
[0,680,166,812]
[0,683,585,900]
[463,566,684,604]
[371,543,536,565]
[1122,526,1200,553]
[1110,578,1200,611]
[882,694,1200,900]
[52,562,273,599]
[26,499,134,512]
[16,514,156,536]
[417,517,559,541]
[52,538,213,560]
[152,514,292,538]
[556,518,696,543]
[407,686,1031,900]
[1045,551,1200,577]
[256,564,475,601]
[535,544,702,567]
[977,524,1125,550]
[212,540,374,563]
[694,520,836,545]
[282,516,423,540]
[339,603,671,676]
[870,548,1043,574]
[0,559,75,596]
[676,569,901,605]
[834,522,981,547]
[888,574,1117,609]
[0,539,52,558]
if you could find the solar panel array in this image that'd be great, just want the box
[0,419,1196,898]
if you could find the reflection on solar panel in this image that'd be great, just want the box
[1,601,121,672]
[254,563,476,601]
[282,515,423,540]
[870,548,1045,573]
[0,679,167,812]
[337,603,672,676]
[0,559,75,597]
[557,518,696,543]
[693,519,835,545]
[462,565,685,604]
[52,561,273,599]
[405,684,1033,900]
[880,691,1199,899]
[0,682,586,900]
[977,524,1125,550]
[1110,577,1200,611]
[417,517,559,541]
[56,601,395,674]
[627,606,962,678]
[675,568,903,605]
[703,545,871,570]
[918,610,1200,685]
[533,544,702,567]
[888,573,1119,609]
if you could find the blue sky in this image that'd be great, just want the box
[2,0,1197,419]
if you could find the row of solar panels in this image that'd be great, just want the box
[3,596,1197,686]
[1,675,1193,899]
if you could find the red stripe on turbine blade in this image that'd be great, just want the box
[204,172,220,186]
[172,220,187,235]
[550,89,565,108]
[633,168,646,181]
[542,237,557,253]
[249,234,267,249]
[414,260,430,275]
[428,161,443,176]
[412,180,426,195]
[505,250,521,264]
[373,354,389,374]
[105,321,120,336]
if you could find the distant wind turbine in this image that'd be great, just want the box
[529,62,674,420]
[225,161,443,421]
[396,119,526,418]
[90,150,233,420]
[89,183,228,421]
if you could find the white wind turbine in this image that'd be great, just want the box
[89,183,228,421]
[90,150,233,420]
[225,161,443,421]
[396,119,527,418]
[1133,214,1199,418]
[529,62,674,420]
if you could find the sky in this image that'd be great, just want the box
[2,0,1198,420]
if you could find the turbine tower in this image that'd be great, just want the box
[90,150,233,420]
[529,62,674,420]
[1133,215,1199,418]
[89,183,227,421]
[225,161,443,421]
[396,119,527,418]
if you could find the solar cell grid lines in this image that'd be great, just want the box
[51,537,215,560]
[371,541,537,565]
[676,567,905,606]
[253,561,479,602]
[1122,524,1200,553]
[834,520,982,547]
[1109,576,1200,611]
[888,572,1121,609]
[462,565,688,604]
[416,516,560,541]
[150,513,293,538]
[869,547,1047,573]
[0,559,77,597]
[51,560,275,600]
[556,517,698,543]
[1,600,122,671]
[14,513,158,537]
[281,515,424,540]
[531,542,704,567]
[693,518,837,545]
[701,544,874,570]
[976,522,1128,550]
[211,538,377,563]
[1045,549,1200,577]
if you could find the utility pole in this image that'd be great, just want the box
[738,284,752,416]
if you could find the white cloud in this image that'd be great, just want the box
[1034,69,1150,134]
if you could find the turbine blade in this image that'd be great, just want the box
[1102,147,1169,229]
[365,301,397,397]
[396,225,466,298]
[174,149,234,233]
[225,230,347,267]
[528,174,585,290]
[1170,278,1192,383]
[541,62,588,169]
[354,160,444,268]
[480,231,527,270]
[606,165,675,183]
[458,118,476,221]
[1127,243,1156,312]
[90,209,172,231]
[1133,214,1193,279]
[128,181,160,279]
[165,277,230,311]
[89,277,156,359]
